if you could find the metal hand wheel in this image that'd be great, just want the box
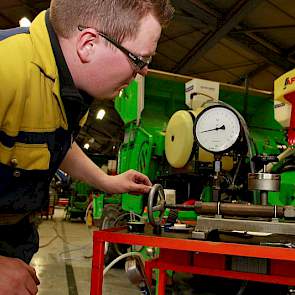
[147,184,166,228]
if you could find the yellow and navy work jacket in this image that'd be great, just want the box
[0,11,92,212]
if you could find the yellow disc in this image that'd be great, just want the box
[165,110,196,168]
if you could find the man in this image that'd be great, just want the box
[0,0,174,294]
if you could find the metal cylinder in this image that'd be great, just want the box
[167,202,284,218]
[248,173,280,192]
[260,191,268,206]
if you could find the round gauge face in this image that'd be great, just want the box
[194,105,241,153]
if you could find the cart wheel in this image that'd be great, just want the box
[148,184,166,227]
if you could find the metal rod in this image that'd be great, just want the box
[167,202,284,218]
[260,191,268,206]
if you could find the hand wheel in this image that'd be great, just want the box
[147,184,166,229]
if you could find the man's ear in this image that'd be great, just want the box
[76,29,97,63]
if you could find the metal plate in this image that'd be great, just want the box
[195,216,295,235]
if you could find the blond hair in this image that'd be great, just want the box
[50,0,174,41]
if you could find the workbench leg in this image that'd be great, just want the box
[91,241,105,295]
[158,269,167,295]
[145,260,153,286]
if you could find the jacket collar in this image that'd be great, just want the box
[30,11,57,81]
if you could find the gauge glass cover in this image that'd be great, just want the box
[195,106,240,153]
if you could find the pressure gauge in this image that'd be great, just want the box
[194,105,241,153]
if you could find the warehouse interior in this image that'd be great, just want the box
[1,0,295,294]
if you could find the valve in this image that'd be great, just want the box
[147,184,166,234]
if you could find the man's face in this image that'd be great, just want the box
[80,14,162,99]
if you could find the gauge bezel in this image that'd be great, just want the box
[193,104,241,154]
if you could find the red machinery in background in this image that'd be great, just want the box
[274,68,295,145]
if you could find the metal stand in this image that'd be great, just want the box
[90,226,295,295]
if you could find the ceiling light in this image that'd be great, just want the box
[84,143,90,150]
[19,17,31,27]
[96,109,106,120]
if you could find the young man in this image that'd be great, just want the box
[0,0,174,293]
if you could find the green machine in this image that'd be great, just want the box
[115,70,292,210]
[64,181,92,221]
[116,74,188,214]
[93,69,295,264]
[89,70,295,295]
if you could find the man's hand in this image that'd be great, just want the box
[101,169,152,194]
[0,256,39,295]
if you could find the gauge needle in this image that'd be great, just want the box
[201,125,225,133]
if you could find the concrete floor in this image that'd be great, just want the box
[31,208,291,295]
[31,208,139,295]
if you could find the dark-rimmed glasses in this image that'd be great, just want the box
[78,25,152,71]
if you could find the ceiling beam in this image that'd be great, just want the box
[173,14,212,30]
[170,0,217,28]
[189,0,220,17]
[193,61,265,74]
[172,0,265,74]
[231,62,270,85]
[232,24,295,33]
[228,32,295,71]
